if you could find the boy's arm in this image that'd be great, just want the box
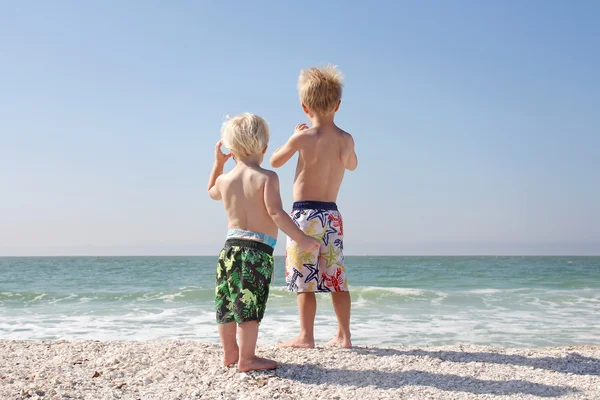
[346,135,358,171]
[207,140,232,200]
[270,123,308,168]
[207,164,223,200]
[263,172,316,248]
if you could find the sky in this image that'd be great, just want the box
[1,1,599,256]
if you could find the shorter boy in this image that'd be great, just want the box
[207,113,320,372]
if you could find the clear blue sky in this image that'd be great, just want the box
[1,1,598,256]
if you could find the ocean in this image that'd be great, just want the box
[1,256,599,347]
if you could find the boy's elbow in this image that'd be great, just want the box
[208,188,220,200]
[347,159,358,171]
[266,206,279,217]
[266,206,283,221]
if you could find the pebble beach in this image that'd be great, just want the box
[2,340,599,400]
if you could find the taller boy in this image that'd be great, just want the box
[271,65,358,348]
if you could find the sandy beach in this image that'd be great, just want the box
[1,341,599,400]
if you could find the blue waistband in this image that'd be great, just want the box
[293,201,338,211]
[226,229,277,248]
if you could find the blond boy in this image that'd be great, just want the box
[208,113,320,371]
[270,66,358,348]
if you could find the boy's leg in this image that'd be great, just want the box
[279,209,320,348]
[280,203,338,348]
[326,209,351,347]
[216,249,239,366]
[238,321,277,372]
[328,292,352,348]
[278,292,317,348]
[218,322,239,366]
[235,243,277,372]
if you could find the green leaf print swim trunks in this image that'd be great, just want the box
[215,237,274,325]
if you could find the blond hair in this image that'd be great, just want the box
[297,64,344,115]
[221,113,270,157]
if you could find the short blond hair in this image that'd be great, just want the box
[298,64,344,115]
[221,113,270,157]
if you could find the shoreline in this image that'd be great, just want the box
[1,340,599,399]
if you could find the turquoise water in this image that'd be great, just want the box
[1,256,599,347]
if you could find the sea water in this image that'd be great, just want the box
[1,256,599,347]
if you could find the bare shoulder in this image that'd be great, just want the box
[257,167,279,181]
[336,127,355,147]
[337,126,353,138]
[214,171,228,185]
[213,171,232,192]
[303,126,320,136]
[294,126,318,144]
[257,168,280,193]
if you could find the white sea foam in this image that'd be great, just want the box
[47,294,78,305]
[156,292,184,303]
[360,287,427,296]
[352,295,369,309]
[469,289,503,294]
[178,286,201,291]
[32,293,48,302]
[2,298,599,348]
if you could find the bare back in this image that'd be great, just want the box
[218,165,278,238]
[293,125,354,202]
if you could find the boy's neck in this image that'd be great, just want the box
[309,113,336,128]
[235,154,262,167]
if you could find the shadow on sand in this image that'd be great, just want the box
[351,347,600,376]
[276,363,575,398]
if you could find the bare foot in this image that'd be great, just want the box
[238,356,277,372]
[223,349,239,367]
[327,335,352,348]
[277,337,315,349]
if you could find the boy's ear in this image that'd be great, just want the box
[334,100,341,112]
[262,145,268,154]
[301,103,310,115]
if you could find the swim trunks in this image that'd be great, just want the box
[226,229,277,248]
[215,237,274,324]
[285,201,347,293]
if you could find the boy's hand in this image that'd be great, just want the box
[293,123,309,136]
[214,140,232,165]
[297,235,320,253]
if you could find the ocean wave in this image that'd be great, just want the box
[270,286,443,297]
[0,287,217,305]
[468,289,504,294]
[2,286,599,310]
[2,288,600,347]
[2,300,599,347]
[0,291,54,303]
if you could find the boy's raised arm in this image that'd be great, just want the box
[263,171,319,252]
[208,140,232,200]
[270,124,308,168]
[207,168,222,200]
